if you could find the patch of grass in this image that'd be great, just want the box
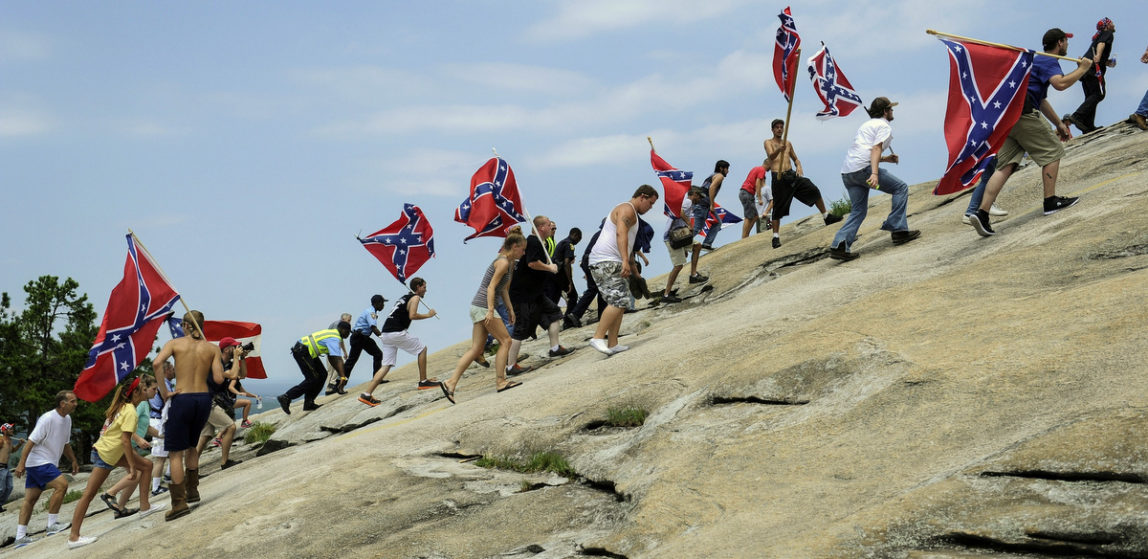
[829,196,851,217]
[476,451,575,477]
[43,490,82,511]
[605,406,648,428]
[244,422,276,445]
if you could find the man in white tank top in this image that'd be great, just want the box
[587,185,660,355]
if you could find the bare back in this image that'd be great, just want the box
[154,336,223,394]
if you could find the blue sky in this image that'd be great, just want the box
[3,1,1145,396]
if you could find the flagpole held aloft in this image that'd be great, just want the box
[128,229,202,336]
[778,47,801,172]
[926,29,1087,63]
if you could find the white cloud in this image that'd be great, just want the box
[368,149,478,197]
[0,30,50,63]
[0,108,51,137]
[525,0,753,42]
[442,62,596,96]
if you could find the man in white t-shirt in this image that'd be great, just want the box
[829,97,920,261]
[12,391,79,546]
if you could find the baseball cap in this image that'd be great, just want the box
[1042,28,1072,49]
[219,337,241,349]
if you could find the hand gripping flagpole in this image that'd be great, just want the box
[492,147,553,266]
[926,30,1087,63]
[128,229,205,339]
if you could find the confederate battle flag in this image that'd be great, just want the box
[773,6,801,102]
[454,157,526,242]
[360,203,436,284]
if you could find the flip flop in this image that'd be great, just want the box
[439,382,455,404]
[497,381,522,393]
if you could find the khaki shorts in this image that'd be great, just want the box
[997,110,1064,168]
[665,241,689,267]
[200,405,234,438]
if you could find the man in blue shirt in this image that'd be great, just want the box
[969,28,1092,236]
[331,295,387,395]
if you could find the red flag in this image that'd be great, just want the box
[773,7,801,102]
[935,38,1034,195]
[650,149,693,219]
[76,234,181,402]
[203,321,266,380]
[359,204,435,284]
[454,157,527,241]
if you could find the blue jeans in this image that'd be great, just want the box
[965,161,997,215]
[1137,89,1148,117]
[0,467,12,505]
[691,199,719,247]
[832,166,909,252]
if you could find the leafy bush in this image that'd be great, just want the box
[829,197,851,217]
[244,422,276,445]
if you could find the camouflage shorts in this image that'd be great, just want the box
[590,261,630,309]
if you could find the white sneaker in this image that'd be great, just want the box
[46,521,70,535]
[610,345,630,354]
[588,338,611,355]
[13,535,35,548]
[961,214,972,225]
[988,204,1008,216]
[139,503,168,518]
[67,535,97,549]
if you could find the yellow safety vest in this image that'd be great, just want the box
[299,329,342,358]
[546,236,556,258]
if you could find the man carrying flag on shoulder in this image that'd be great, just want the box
[969,28,1092,237]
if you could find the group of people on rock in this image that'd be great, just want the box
[8,311,261,549]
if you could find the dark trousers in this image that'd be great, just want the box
[569,261,604,321]
[1071,73,1105,132]
[285,344,326,405]
[342,331,381,380]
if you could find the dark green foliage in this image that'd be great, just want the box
[0,276,124,462]
[829,197,852,217]
[605,406,648,427]
[244,422,276,445]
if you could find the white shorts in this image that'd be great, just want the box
[149,411,168,458]
[380,331,426,366]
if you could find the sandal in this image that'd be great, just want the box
[439,382,455,404]
[100,493,123,514]
[497,381,522,393]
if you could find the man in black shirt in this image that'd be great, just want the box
[1066,17,1117,134]
[546,227,582,310]
[507,216,574,375]
[358,278,439,405]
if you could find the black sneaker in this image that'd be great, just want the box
[548,346,574,357]
[324,384,337,396]
[220,459,242,470]
[891,230,921,245]
[688,273,708,284]
[302,402,321,411]
[969,209,995,236]
[507,364,533,376]
[358,394,382,406]
[828,244,858,261]
[417,379,442,390]
[660,294,682,304]
[771,237,781,249]
[700,244,716,252]
[1043,195,1079,215]
[277,394,291,415]
[824,214,843,226]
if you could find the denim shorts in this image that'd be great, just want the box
[90,449,115,470]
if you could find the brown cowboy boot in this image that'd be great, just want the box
[185,469,201,504]
[165,483,190,521]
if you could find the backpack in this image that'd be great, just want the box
[667,217,693,249]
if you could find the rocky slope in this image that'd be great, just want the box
[5,123,1148,558]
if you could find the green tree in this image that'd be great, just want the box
[0,276,116,461]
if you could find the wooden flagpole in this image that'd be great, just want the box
[926,29,1087,63]
[128,229,204,338]
[778,48,801,173]
[492,147,553,266]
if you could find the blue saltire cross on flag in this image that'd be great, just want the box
[75,234,181,402]
[360,203,436,284]
[934,37,1034,195]
[454,156,527,242]
[807,43,863,120]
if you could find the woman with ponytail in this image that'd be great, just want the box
[66,376,157,549]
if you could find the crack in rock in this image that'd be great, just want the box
[709,395,810,406]
[934,531,1143,558]
[980,470,1146,484]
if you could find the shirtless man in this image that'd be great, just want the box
[764,119,842,248]
[151,310,224,521]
